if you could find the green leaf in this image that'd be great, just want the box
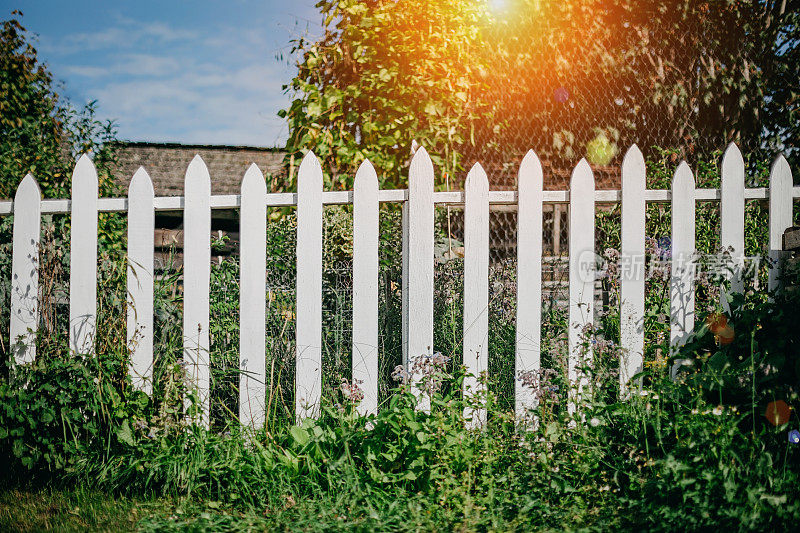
[116,419,135,446]
[290,425,310,446]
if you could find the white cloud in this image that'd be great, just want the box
[63,54,181,78]
[44,14,301,145]
[48,21,199,55]
[89,59,288,145]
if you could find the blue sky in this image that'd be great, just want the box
[6,1,321,146]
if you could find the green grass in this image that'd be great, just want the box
[0,487,171,532]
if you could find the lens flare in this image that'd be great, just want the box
[488,0,509,12]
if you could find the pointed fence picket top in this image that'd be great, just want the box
[768,156,793,292]
[240,164,267,427]
[69,155,98,355]
[515,150,543,418]
[405,146,435,411]
[127,168,155,394]
[296,151,324,421]
[670,161,696,374]
[183,155,211,427]
[10,174,41,365]
[568,159,595,410]
[619,145,646,392]
[720,143,745,299]
[352,159,380,416]
[463,162,490,426]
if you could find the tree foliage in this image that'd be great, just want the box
[0,13,122,367]
[282,0,800,188]
[0,12,118,199]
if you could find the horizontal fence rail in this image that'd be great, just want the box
[3,187,800,215]
[3,144,798,428]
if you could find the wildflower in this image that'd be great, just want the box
[711,406,723,416]
[589,417,601,427]
[788,430,800,444]
[391,365,409,385]
[657,237,672,260]
[517,368,560,405]
[340,378,364,404]
[410,352,450,395]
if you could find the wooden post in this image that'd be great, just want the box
[10,175,41,365]
[69,155,98,355]
[183,155,212,426]
[295,151,324,421]
[240,164,267,427]
[515,151,543,417]
[352,159,380,416]
[619,145,646,392]
[127,167,155,394]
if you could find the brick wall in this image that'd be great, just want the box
[110,142,288,196]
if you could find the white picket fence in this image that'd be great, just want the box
[3,144,798,427]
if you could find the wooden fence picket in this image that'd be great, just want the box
[240,164,267,427]
[768,156,793,292]
[619,145,646,392]
[296,151,324,421]
[405,147,435,410]
[183,155,211,426]
[69,155,98,355]
[10,175,41,365]
[567,159,595,410]
[720,143,745,298]
[127,168,155,394]
[515,151,543,417]
[670,161,696,372]
[352,159,380,416]
[463,163,490,425]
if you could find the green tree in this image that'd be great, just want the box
[281,0,490,189]
[0,12,118,199]
[283,0,799,188]
[0,13,122,368]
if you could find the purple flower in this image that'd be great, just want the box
[789,429,800,444]
[657,237,672,260]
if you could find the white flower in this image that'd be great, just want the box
[589,417,601,427]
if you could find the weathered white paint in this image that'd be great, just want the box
[568,159,595,411]
[69,155,98,355]
[296,151,324,421]
[127,168,155,394]
[463,163,490,426]
[10,174,41,365]
[768,156,793,292]
[406,147,435,410]
[670,162,696,373]
[619,145,646,392]
[183,155,211,426]
[515,151,543,417]
[240,164,267,428]
[720,143,745,300]
[352,159,380,416]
